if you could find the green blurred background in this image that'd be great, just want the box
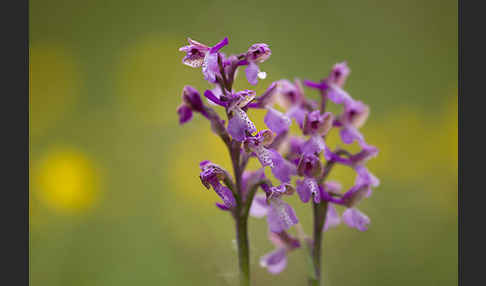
[29,0,457,285]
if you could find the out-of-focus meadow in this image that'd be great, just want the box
[30,0,457,285]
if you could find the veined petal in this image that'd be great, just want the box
[267,198,299,233]
[323,204,341,231]
[342,208,370,231]
[227,107,257,141]
[202,52,219,83]
[296,178,320,203]
[182,52,206,68]
[296,179,311,203]
[259,247,287,274]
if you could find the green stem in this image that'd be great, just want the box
[228,140,251,286]
[236,214,250,286]
[309,201,328,286]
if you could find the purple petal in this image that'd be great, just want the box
[264,107,291,135]
[269,150,297,183]
[209,37,229,53]
[296,179,311,203]
[327,85,352,105]
[286,105,307,128]
[250,195,270,218]
[323,204,341,231]
[342,208,370,231]
[213,183,236,208]
[245,62,259,85]
[215,202,230,211]
[260,248,287,274]
[203,89,226,107]
[297,178,320,203]
[302,135,326,155]
[177,104,193,124]
[267,198,299,233]
[340,126,364,145]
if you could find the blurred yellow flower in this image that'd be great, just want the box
[33,148,102,214]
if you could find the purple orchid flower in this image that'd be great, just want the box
[297,153,322,178]
[275,79,305,108]
[179,37,229,83]
[302,110,334,136]
[342,208,370,231]
[328,61,351,88]
[245,43,271,85]
[227,90,258,141]
[177,86,210,124]
[260,231,300,274]
[337,99,370,145]
[199,160,236,208]
[244,130,275,167]
[250,187,299,233]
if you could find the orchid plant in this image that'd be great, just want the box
[176,37,379,286]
